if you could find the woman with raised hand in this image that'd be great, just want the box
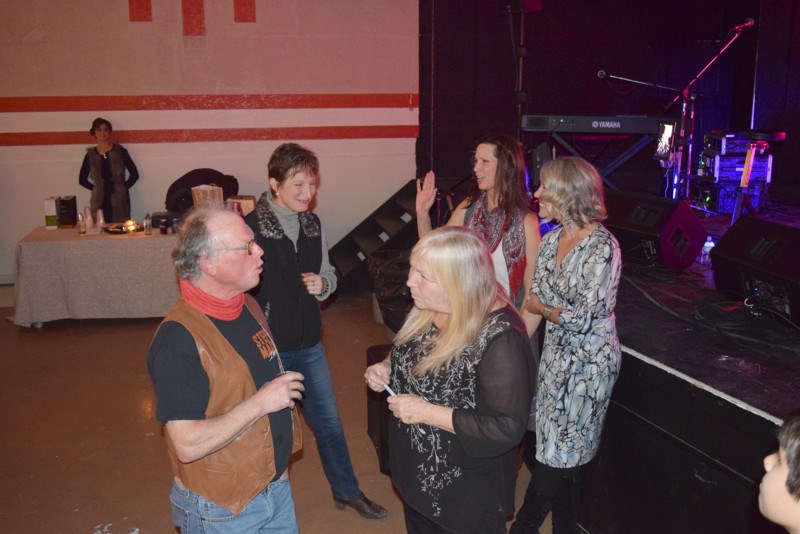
[415,133,540,309]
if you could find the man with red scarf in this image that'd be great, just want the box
[147,205,305,533]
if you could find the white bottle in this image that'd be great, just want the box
[701,236,715,264]
[144,212,152,235]
[78,213,87,236]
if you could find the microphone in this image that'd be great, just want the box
[733,18,755,30]
[597,70,606,79]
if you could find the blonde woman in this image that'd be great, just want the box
[512,157,622,534]
[365,227,534,534]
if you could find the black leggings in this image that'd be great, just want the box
[509,431,581,534]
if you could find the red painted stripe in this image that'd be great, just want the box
[0,126,420,146]
[182,0,205,36]
[0,94,419,112]
[129,0,152,22]
[234,0,256,22]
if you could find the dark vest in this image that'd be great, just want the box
[246,200,322,351]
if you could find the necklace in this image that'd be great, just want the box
[97,144,112,159]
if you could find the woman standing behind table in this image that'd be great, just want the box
[416,134,540,309]
[510,157,622,534]
[245,143,387,520]
[78,117,139,223]
[365,227,534,534]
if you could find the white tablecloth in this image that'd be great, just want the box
[13,227,180,326]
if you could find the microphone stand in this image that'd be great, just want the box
[504,3,539,193]
[606,73,681,94]
[599,71,707,199]
[664,24,749,201]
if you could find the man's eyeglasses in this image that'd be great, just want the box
[214,237,256,256]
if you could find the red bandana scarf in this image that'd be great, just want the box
[179,279,245,321]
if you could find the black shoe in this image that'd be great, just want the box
[333,493,388,520]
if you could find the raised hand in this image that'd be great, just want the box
[415,170,438,216]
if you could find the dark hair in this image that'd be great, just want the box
[172,205,225,281]
[470,134,530,214]
[778,411,800,500]
[267,143,320,190]
[89,117,113,135]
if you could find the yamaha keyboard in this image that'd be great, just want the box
[521,114,664,135]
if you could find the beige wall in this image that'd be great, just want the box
[0,0,419,283]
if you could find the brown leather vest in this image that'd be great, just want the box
[161,296,302,514]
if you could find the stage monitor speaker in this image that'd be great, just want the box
[710,216,800,324]
[604,191,708,268]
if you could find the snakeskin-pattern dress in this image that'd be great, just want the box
[532,224,622,468]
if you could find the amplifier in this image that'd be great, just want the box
[703,134,763,156]
[712,154,772,184]
[703,131,783,155]
[714,182,767,214]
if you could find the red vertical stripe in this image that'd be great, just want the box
[234,0,256,23]
[182,0,206,36]
[129,0,152,22]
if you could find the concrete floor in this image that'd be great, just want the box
[1,288,548,533]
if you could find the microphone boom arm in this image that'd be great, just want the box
[666,23,750,109]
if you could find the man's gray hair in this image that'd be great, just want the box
[172,205,225,281]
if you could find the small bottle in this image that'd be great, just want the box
[701,236,715,264]
[78,213,87,236]
[143,212,152,235]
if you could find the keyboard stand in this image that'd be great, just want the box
[550,132,656,189]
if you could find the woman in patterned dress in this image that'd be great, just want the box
[510,157,622,534]
[365,227,534,534]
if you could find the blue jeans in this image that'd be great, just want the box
[170,476,298,533]
[280,341,361,500]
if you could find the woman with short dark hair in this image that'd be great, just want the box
[78,117,139,222]
[245,142,387,520]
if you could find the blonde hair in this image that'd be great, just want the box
[394,227,512,375]
[538,157,607,228]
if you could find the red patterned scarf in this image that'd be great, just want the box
[466,193,528,307]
